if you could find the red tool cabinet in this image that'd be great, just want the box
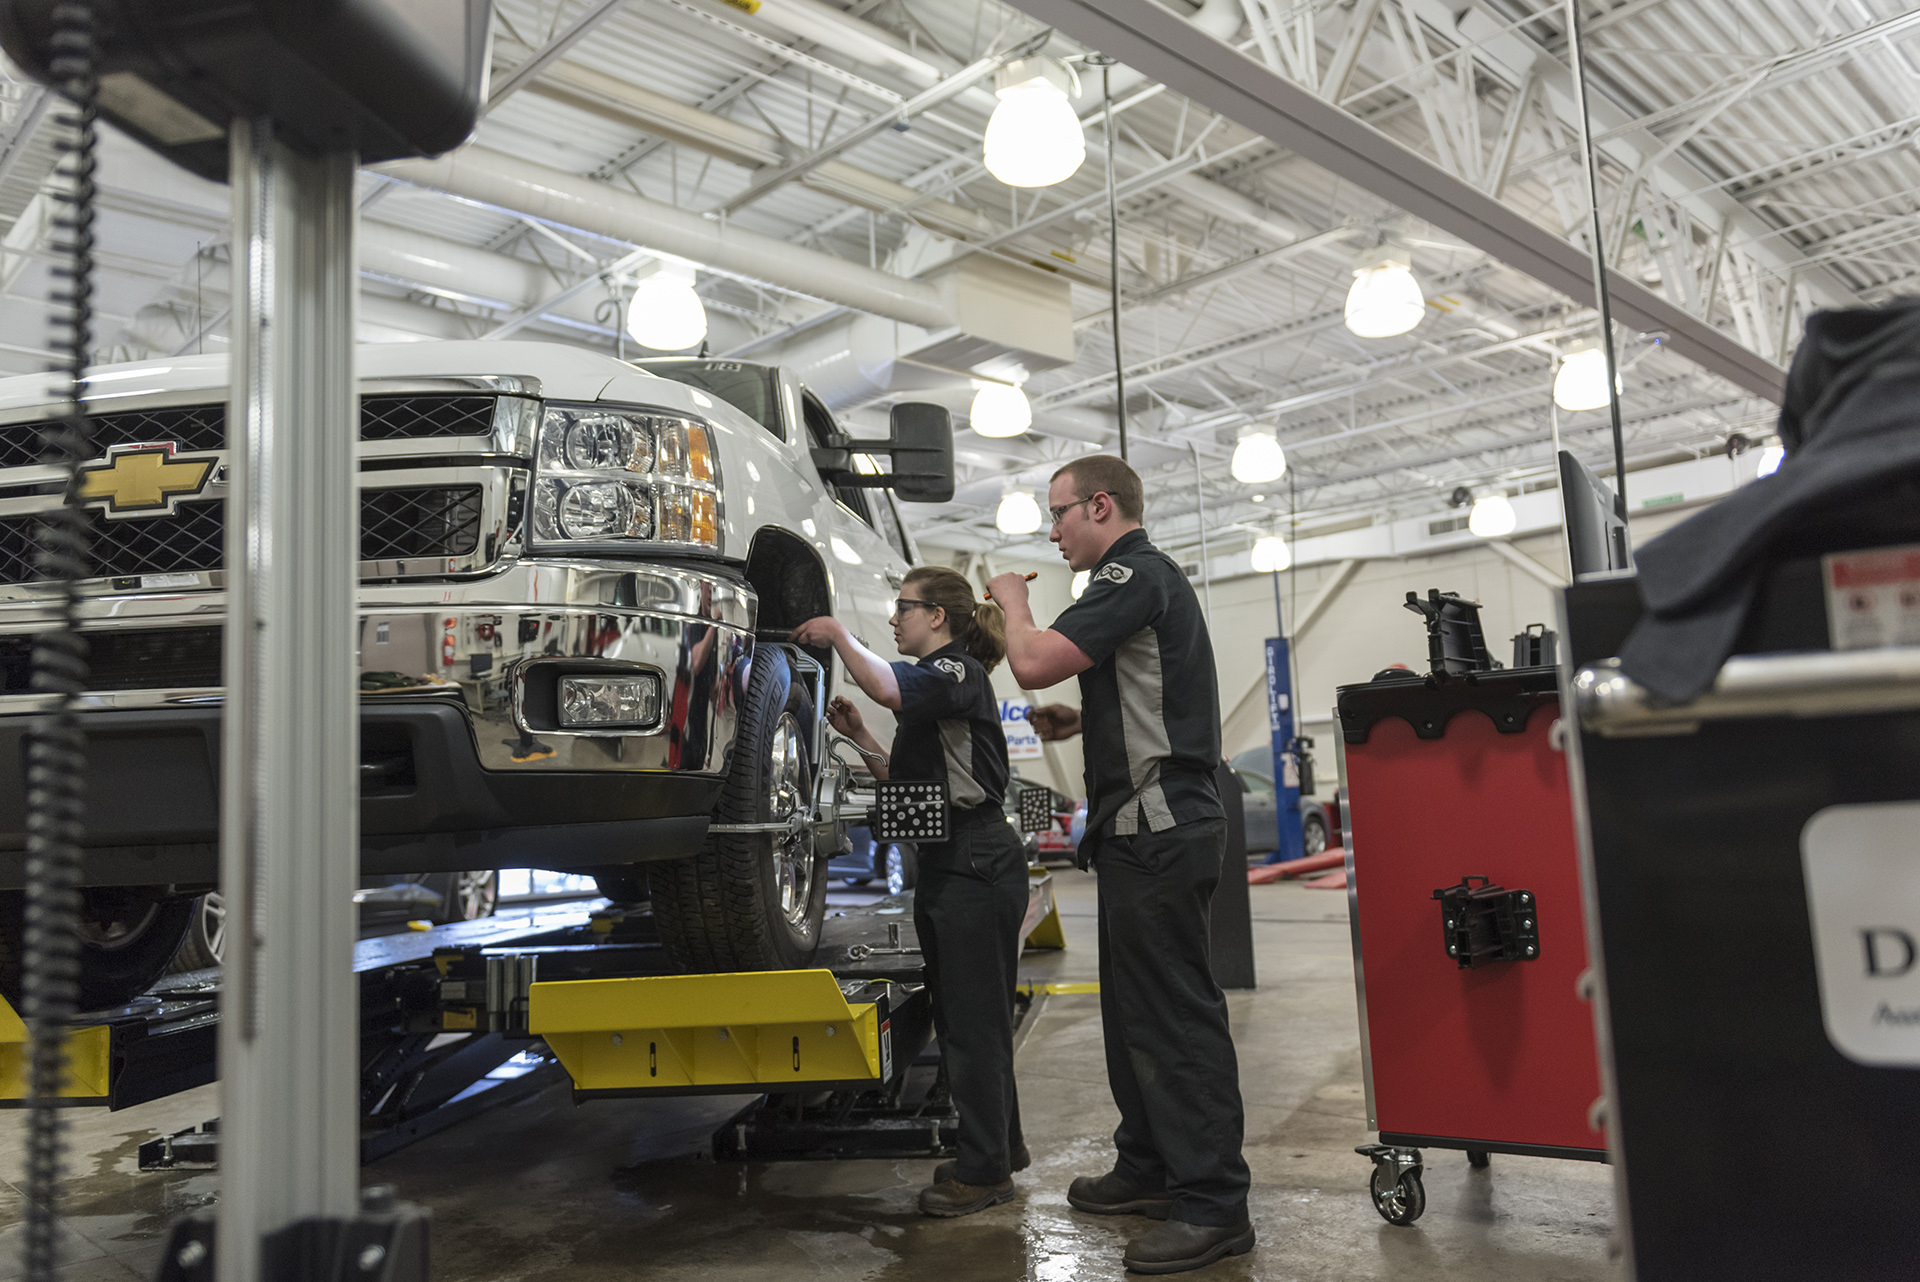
[1336,663,1606,1225]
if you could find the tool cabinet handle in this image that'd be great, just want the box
[1574,648,1920,734]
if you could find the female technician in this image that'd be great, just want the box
[790,566,1029,1218]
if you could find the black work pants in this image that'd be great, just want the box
[1096,817,1250,1226]
[912,813,1030,1185]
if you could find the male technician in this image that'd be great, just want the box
[987,455,1253,1275]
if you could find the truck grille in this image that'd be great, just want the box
[0,486,485,585]
[360,395,498,440]
[0,404,225,471]
[0,625,224,693]
[361,486,483,559]
[0,393,505,469]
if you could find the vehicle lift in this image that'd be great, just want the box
[0,771,1069,1170]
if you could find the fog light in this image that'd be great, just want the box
[559,674,661,729]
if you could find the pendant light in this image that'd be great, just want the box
[983,57,1085,188]
[626,257,707,351]
[1552,345,1615,412]
[1231,429,1287,484]
[1468,493,1518,538]
[1250,535,1292,573]
[995,490,1043,535]
[1344,244,1425,338]
[969,382,1032,438]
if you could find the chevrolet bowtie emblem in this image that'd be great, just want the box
[78,444,218,517]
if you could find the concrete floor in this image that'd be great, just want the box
[1,871,1622,1281]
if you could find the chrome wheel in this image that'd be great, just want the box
[450,870,498,921]
[1303,815,1329,857]
[768,712,812,928]
[197,891,228,962]
[885,846,907,896]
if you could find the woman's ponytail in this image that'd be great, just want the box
[901,565,1008,673]
[968,598,1007,671]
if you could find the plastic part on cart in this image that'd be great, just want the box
[1432,877,1540,969]
[1403,589,1497,676]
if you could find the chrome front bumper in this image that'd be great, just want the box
[0,559,756,776]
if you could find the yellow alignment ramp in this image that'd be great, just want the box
[1023,867,1066,950]
[529,968,882,1092]
[0,995,112,1101]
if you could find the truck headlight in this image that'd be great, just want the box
[558,673,661,729]
[532,405,720,550]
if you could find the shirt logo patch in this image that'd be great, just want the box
[1092,563,1134,585]
[933,657,966,682]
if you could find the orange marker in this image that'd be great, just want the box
[983,572,1038,601]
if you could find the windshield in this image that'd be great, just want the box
[635,359,783,439]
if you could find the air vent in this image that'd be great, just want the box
[1427,515,1471,537]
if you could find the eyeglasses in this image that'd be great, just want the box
[1048,494,1101,526]
[892,598,941,616]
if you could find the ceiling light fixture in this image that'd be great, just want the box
[984,57,1085,188]
[1231,429,1286,484]
[1757,445,1785,476]
[1468,493,1518,538]
[1553,346,1617,412]
[1250,535,1292,573]
[1344,244,1424,338]
[969,382,1032,438]
[1071,570,1090,599]
[996,490,1043,535]
[626,257,707,351]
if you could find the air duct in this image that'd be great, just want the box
[526,62,994,242]
[376,146,956,330]
[373,150,1074,389]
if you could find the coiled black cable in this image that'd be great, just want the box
[21,4,95,1280]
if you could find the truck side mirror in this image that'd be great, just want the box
[808,402,955,502]
[885,403,955,503]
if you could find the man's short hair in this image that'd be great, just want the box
[1051,455,1144,522]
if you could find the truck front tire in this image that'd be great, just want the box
[651,649,827,971]
[0,887,196,1010]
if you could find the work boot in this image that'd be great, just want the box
[1066,1170,1174,1218]
[933,1142,1031,1185]
[918,1177,1016,1217]
[1122,1219,1256,1274]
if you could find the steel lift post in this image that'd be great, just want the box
[212,117,369,1282]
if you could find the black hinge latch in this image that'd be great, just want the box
[1433,876,1539,969]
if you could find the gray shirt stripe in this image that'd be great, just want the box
[1113,627,1175,834]
[938,718,988,809]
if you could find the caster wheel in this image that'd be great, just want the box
[1467,1149,1490,1169]
[1370,1167,1426,1226]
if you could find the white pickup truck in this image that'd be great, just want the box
[0,341,951,1007]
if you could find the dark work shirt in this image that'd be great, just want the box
[1051,528,1223,834]
[888,640,1010,811]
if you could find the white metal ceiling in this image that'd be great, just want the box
[0,0,1914,561]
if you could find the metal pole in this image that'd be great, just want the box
[1099,58,1128,462]
[219,118,361,1282]
[1565,0,1629,526]
[1188,441,1213,624]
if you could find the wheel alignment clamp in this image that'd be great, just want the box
[527,968,884,1092]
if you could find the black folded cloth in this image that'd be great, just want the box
[1619,301,1920,701]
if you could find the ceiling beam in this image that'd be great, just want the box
[1007,0,1788,404]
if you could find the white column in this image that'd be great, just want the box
[217,117,360,1281]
